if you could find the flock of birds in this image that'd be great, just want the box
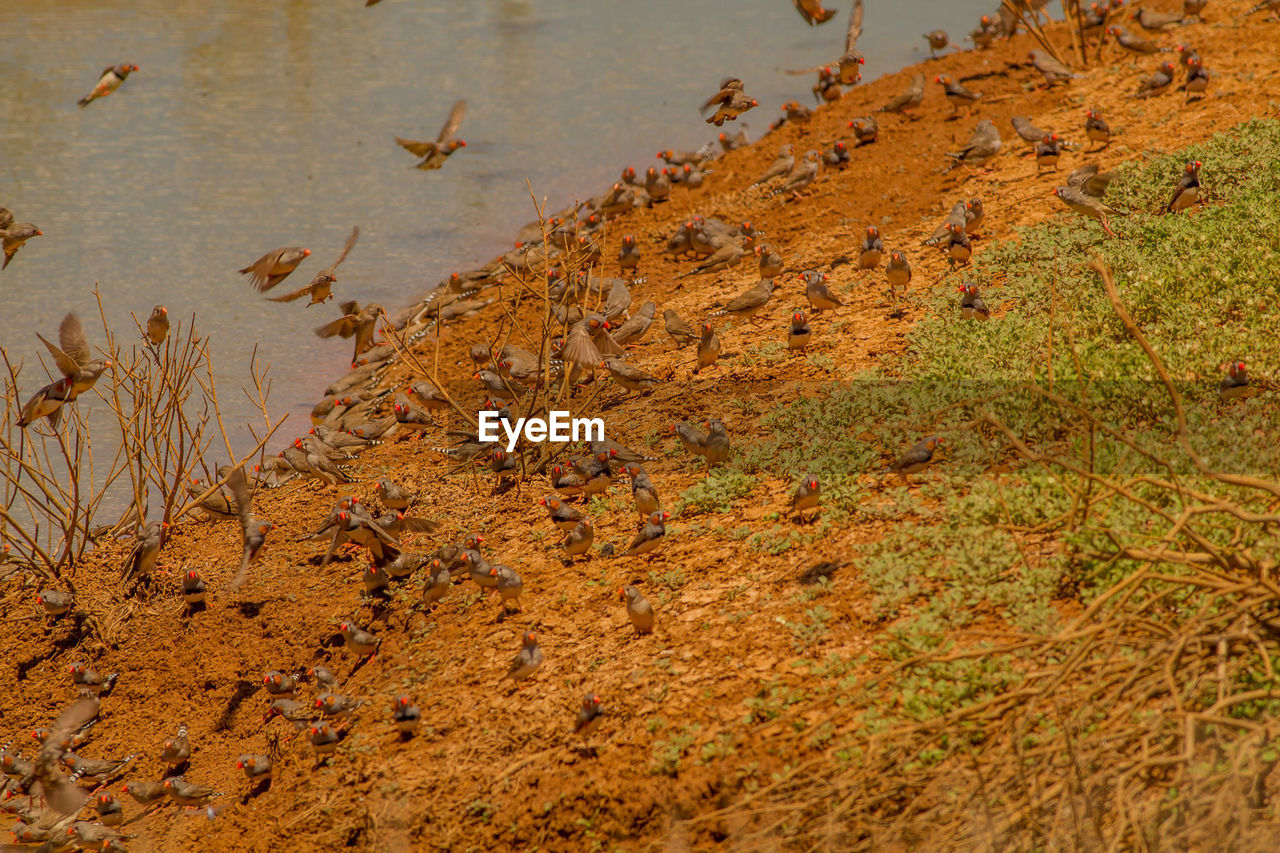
[4,0,1274,848]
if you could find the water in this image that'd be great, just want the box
[0,0,999,445]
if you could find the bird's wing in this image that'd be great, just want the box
[59,313,91,366]
[314,314,359,339]
[225,464,254,532]
[36,696,99,814]
[437,99,467,143]
[0,206,13,231]
[37,333,82,379]
[844,0,864,52]
[324,226,360,275]
[395,137,435,157]
[264,282,313,303]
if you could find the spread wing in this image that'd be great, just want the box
[315,313,360,340]
[37,334,81,378]
[265,282,314,303]
[225,464,253,532]
[395,137,435,157]
[36,695,99,814]
[844,0,864,53]
[437,99,467,144]
[59,313,91,366]
[0,206,13,231]
[323,226,359,275]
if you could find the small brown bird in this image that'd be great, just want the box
[422,560,451,607]
[541,495,583,532]
[678,236,750,278]
[886,251,912,294]
[624,511,670,556]
[314,300,383,365]
[701,78,758,126]
[1164,160,1201,214]
[705,418,731,468]
[1035,134,1062,172]
[307,722,345,760]
[503,631,543,682]
[1054,185,1126,236]
[236,755,272,784]
[774,150,822,198]
[120,520,165,585]
[240,246,311,292]
[182,569,206,606]
[936,75,982,116]
[145,306,169,345]
[886,436,943,479]
[802,270,843,313]
[226,465,274,590]
[36,589,74,618]
[392,696,420,736]
[122,779,168,806]
[787,0,865,84]
[1084,108,1113,150]
[671,421,709,458]
[563,519,594,558]
[718,127,749,152]
[574,694,605,737]
[1135,61,1176,98]
[791,474,821,518]
[711,279,776,322]
[163,776,218,807]
[267,226,359,306]
[160,724,191,769]
[619,585,655,633]
[756,244,784,278]
[859,225,884,268]
[396,99,467,169]
[1067,163,1116,199]
[1029,50,1077,86]
[1132,7,1186,30]
[959,283,991,320]
[1219,359,1251,402]
[923,30,949,57]
[618,234,641,274]
[664,309,699,348]
[623,462,661,517]
[1180,57,1210,103]
[694,322,721,374]
[78,63,139,107]
[1011,116,1050,151]
[848,116,878,146]
[946,120,1002,169]
[94,792,124,826]
[602,357,663,394]
[944,224,972,269]
[339,621,380,657]
[1107,25,1170,55]
[1,221,42,270]
[877,73,925,119]
[788,311,812,352]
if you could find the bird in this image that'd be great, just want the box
[121,779,168,807]
[1219,360,1251,402]
[718,127,749,152]
[1035,133,1062,172]
[877,73,925,119]
[420,560,451,608]
[602,357,664,395]
[946,120,1002,170]
[700,78,758,126]
[563,519,594,559]
[236,755,273,785]
[1084,108,1113,150]
[802,270,843,313]
[314,301,383,365]
[969,14,1001,48]
[1108,26,1170,55]
[923,30,949,57]
[574,694,605,737]
[240,246,311,293]
[755,244,784,279]
[624,511,670,556]
[315,692,363,720]
[711,279,777,323]
[792,475,821,518]
[1029,50,1078,86]
[679,237,750,278]
[1180,57,1210,102]
[886,252,912,295]
[1054,185,1126,237]
[160,724,191,769]
[618,235,641,275]
[22,313,113,428]
[120,521,166,585]
[612,301,655,345]
[1249,0,1280,19]
[374,478,414,511]
[705,418,731,468]
[925,202,967,246]
[959,283,991,320]
[936,75,982,116]
[944,223,972,269]
[793,0,838,25]
[503,631,543,682]
[1132,7,1186,30]
[788,311,812,352]
[773,151,822,198]
[671,421,709,458]
[32,695,99,814]
[267,226,359,306]
[619,586,654,633]
[786,0,865,84]
[859,226,884,268]
[1135,61,1176,98]
[694,323,721,374]
[886,435,944,480]
[182,569,206,606]
[307,722,345,761]
[664,309,699,348]
[1011,116,1051,151]
[339,621,380,656]
[226,465,273,590]
[645,167,671,205]
[392,697,421,736]
[1164,160,1201,214]
[36,589,74,618]
[848,116,878,145]
[490,565,523,613]
[145,306,169,345]
[78,63,139,107]
[1,220,42,270]
[396,99,468,169]
[94,792,124,826]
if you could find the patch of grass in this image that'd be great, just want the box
[677,467,756,513]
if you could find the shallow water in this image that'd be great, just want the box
[0,0,999,447]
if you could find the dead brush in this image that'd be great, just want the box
[676,263,1280,849]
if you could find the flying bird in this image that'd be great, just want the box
[78,64,139,107]
[396,99,468,169]
[787,0,865,84]
[267,226,359,306]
